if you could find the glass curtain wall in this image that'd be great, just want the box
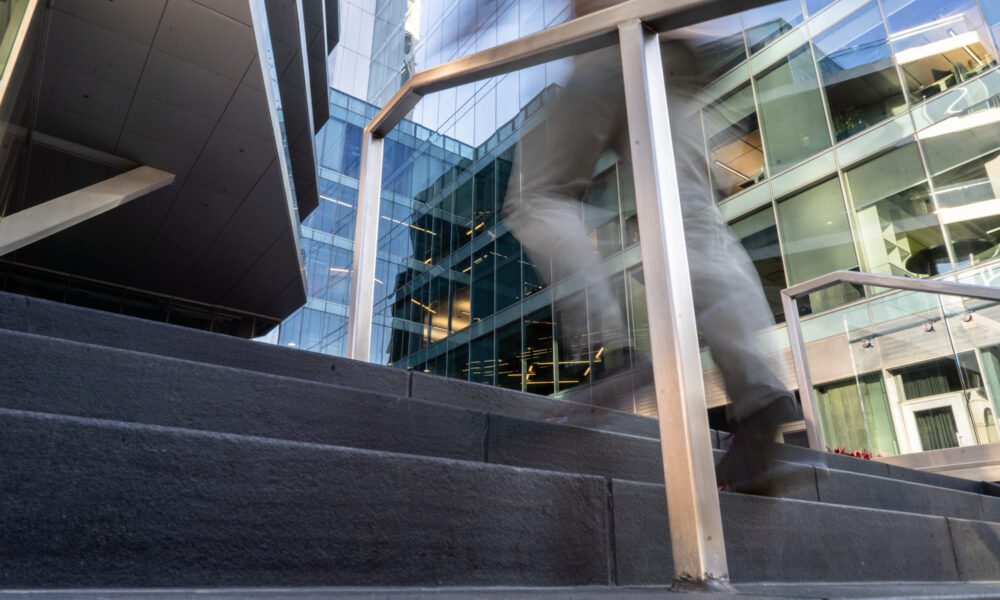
[280,0,1000,451]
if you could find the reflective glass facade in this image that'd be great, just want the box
[286,0,1000,457]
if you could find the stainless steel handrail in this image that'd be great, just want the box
[364,0,791,138]
[781,270,1000,451]
[346,0,788,589]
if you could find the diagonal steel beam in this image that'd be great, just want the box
[0,165,175,256]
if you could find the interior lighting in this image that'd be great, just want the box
[595,346,605,360]
[329,267,350,272]
[714,160,752,180]
[381,215,437,235]
[410,298,436,313]
[319,195,353,208]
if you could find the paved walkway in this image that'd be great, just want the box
[4,583,1000,599]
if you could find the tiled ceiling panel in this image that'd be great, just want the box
[186,123,276,200]
[45,9,148,91]
[35,103,122,153]
[39,61,133,130]
[220,83,274,140]
[52,0,167,43]
[153,0,255,80]
[192,0,253,26]
[138,49,239,121]
[123,93,216,153]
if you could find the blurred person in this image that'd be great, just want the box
[497,1,797,493]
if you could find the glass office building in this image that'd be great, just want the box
[285,0,1000,465]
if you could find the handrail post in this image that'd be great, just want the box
[781,292,824,450]
[347,130,384,361]
[618,19,730,590]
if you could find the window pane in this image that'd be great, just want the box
[805,0,836,16]
[844,140,944,276]
[495,320,522,391]
[587,166,623,257]
[755,45,833,172]
[471,242,495,321]
[984,2,1000,51]
[523,306,555,396]
[448,343,469,380]
[728,206,787,322]
[495,232,522,311]
[816,373,898,456]
[469,333,494,385]
[883,0,998,103]
[814,2,907,142]
[919,88,1000,271]
[742,1,804,54]
[775,177,863,312]
[704,82,766,200]
[684,14,747,78]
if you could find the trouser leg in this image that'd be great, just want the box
[661,54,791,422]
[503,48,629,355]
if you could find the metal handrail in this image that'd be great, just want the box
[347,0,788,589]
[364,0,790,138]
[781,270,1000,451]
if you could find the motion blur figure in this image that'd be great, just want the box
[500,2,796,492]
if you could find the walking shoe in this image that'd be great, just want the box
[715,393,797,495]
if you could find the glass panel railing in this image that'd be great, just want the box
[796,278,1000,458]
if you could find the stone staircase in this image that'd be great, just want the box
[2,290,1000,596]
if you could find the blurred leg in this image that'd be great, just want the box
[503,48,629,355]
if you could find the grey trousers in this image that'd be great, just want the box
[502,46,790,422]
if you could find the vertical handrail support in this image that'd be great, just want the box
[618,19,732,591]
[347,130,385,361]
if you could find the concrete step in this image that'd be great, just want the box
[4,328,997,524]
[7,290,988,502]
[7,289,992,501]
[0,292,657,438]
[3,408,998,588]
[769,439,996,497]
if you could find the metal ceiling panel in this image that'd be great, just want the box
[52,0,167,44]
[123,93,216,153]
[39,60,133,130]
[191,0,253,26]
[34,103,121,153]
[45,9,147,91]
[219,83,274,140]
[186,123,275,200]
[115,131,199,184]
[138,49,239,121]
[153,0,255,80]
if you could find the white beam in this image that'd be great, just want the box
[0,165,175,256]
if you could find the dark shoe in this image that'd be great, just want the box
[715,393,797,495]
